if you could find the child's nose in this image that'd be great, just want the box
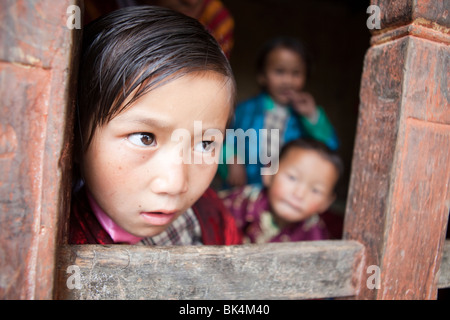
[281,73,295,85]
[150,153,189,195]
[293,184,307,199]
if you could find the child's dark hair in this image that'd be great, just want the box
[255,36,312,79]
[75,5,236,153]
[279,138,343,193]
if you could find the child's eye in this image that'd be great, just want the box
[287,174,296,181]
[194,141,215,153]
[312,188,323,195]
[128,132,156,147]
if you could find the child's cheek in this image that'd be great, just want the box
[308,199,327,215]
[103,146,147,182]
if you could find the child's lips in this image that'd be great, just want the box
[284,201,303,212]
[140,210,178,226]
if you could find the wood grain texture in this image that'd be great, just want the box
[380,119,450,299]
[343,0,450,300]
[343,37,407,299]
[56,241,364,300]
[371,0,450,30]
[438,242,450,289]
[0,0,80,299]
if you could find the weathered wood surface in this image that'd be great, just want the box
[371,0,450,30]
[1,0,448,301]
[438,241,450,289]
[0,0,80,299]
[56,241,364,300]
[343,0,450,299]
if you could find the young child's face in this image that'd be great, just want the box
[263,147,338,225]
[258,47,307,105]
[81,72,232,238]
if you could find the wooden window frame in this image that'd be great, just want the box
[1,0,449,300]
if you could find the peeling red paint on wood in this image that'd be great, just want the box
[0,0,79,299]
[0,0,448,300]
[0,63,52,299]
[344,0,450,300]
[371,0,449,31]
[380,119,450,299]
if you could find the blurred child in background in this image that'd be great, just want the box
[220,139,343,243]
[221,36,339,187]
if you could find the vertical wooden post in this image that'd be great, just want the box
[0,0,80,299]
[344,0,450,299]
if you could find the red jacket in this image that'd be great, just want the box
[69,188,242,245]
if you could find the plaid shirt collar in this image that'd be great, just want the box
[86,188,202,245]
[139,208,203,246]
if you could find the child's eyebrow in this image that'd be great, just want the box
[116,116,226,135]
[117,116,172,129]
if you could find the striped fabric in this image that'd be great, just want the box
[198,0,234,58]
[84,0,234,58]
